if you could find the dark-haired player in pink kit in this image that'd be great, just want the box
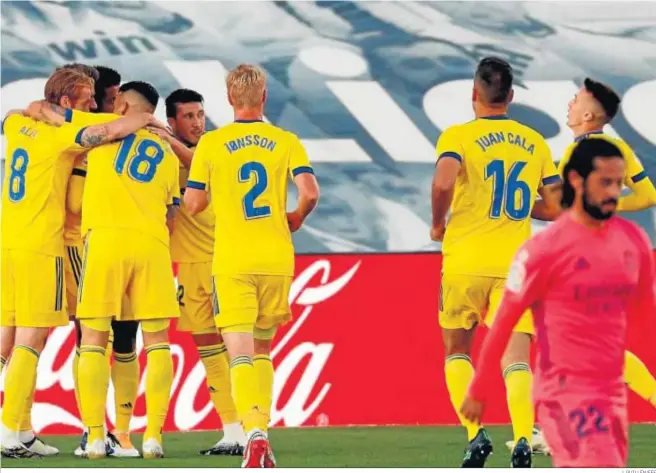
[461,137,656,467]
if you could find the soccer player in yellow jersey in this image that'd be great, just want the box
[1,69,156,459]
[75,81,180,460]
[560,78,656,412]
[159,88,244,455]
[430,57,561,468]
[184,64,320,468]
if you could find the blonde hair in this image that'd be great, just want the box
[226,64,266,109]
[44,68,95,105]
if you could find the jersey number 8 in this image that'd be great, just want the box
[485,160,531,220]
[8,148,29,202]
[114,134,164,183]
[239,161,271,219]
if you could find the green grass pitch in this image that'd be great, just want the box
[3,425,655,468]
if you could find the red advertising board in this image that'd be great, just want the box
[2,253,655,435]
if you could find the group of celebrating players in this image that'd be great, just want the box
[0,53,654,469]
[1,61,318,468]
[431,58,656,468]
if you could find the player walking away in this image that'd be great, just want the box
[158,88,245,455]
[462,138,656,468]
[430,57,561,467]
[1,69,158,459]
[560,78,656,413]
[184,64,320,468]
[73,81,180,460]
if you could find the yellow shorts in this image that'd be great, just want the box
[212,274,292,332]
[1,249,68,328]
[439,272,534,335]
[77,229,179,321]
[81,317,168,333]
[65,244,84,317]
[176,261,215,333]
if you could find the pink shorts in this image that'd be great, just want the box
[535,377,628,467]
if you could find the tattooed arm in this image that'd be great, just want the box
[76,113,155,148]
[166,203,178,235]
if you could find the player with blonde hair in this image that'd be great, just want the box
[185,64,320,467]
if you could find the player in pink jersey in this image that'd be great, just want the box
[461,137,656,468]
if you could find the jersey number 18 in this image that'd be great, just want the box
[114,134,164,183]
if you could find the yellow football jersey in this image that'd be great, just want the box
[559,131,654,194]
[188,120,313,277]
[437,115,559,278]
[81,128,180,246]
[63,111,118,246]
[170,161,215,263]
[2,114,87,256]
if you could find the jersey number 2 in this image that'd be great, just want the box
[239,161,271,219]
[8,148,29,202]
[114,134,164,183]
[484,160,530,220]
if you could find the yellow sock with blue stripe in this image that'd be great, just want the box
[230,355,268,433]
[2,346,39,431]
[144,343,173,443]
[445,354,480,441]
[504,362,534,444]
[198,343,238,425]
[79,345,110,444]
[112,349,140,433]
[0,355,6,372]
[625,351,656,407]
[253,354,274,421]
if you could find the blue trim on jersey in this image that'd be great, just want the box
[574,130,604,142]
[1,115,10,134]
[292,166,314,177]
[65,108,73,123]
[480,115,509,120]
[437,152,462,163]
[542,175,561,186]
[75,127,88,145]
[234,119,263,123]
[632,171,648,183]
[187,180,206,190]
[172,197,181,206]
[72,168,87,177]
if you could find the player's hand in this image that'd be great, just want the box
[460,396,484,424]
[430,222,446,242]
[287,211,304,233]
[147,115,169,130]
[23,100,46,120]
[146,125,173,142]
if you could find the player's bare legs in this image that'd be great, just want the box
[0,326,15,371]
[1,327,49,458]
[442,327,493,467]
[194,331,245,456]
[222,328,276,468]
[501,332,534,467]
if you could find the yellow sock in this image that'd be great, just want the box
[230,355,268,433]
[198,343,238,425]
[445,354,480,441]
[144,343,173,443]
[625,351,656,407]
[19,376,36,432]
[106,332,114,365]
[79,345,110,444]
[112,351,140,432]
[1,346,39,431]
[253,354,274,421]
[504,362,534,444]
[73,347,81,416]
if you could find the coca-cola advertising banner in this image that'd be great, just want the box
[1,253,655,434]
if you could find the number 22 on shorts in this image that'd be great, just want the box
[569,405,610,438]
[239,161,271,219]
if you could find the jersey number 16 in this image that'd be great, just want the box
[485,160,531,220]
[114,134,164,183]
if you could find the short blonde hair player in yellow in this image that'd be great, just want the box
[430,57,561,468]
[157,88,245,455]
[558,78,656,414]
[184,64,319,468]
[0,69,155,458]
[74,81,180,459]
